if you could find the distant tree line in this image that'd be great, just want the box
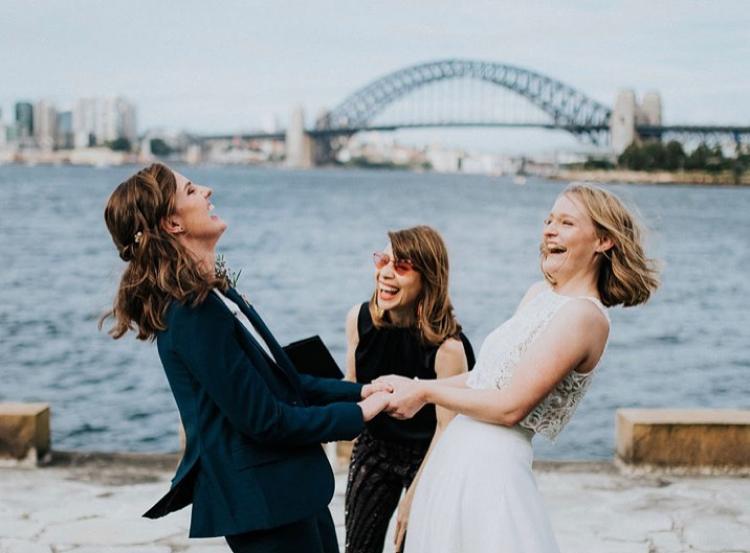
[107,137,131,152]
[616,140,749,176]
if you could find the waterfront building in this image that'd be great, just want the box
[98,97,137,146]
[15,102,34,144]
[73,98,97,148]
[118,99,137,146]
[73,97,137,148]
[33,100,57,151]
[56,111,74,149]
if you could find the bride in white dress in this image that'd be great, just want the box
[379,183,660,553]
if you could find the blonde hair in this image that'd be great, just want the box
[100,163,227,341]
[543,183,660,307]
[369,225,462,346]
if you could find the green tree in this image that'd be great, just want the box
[664,141,686,171]
[733,144,750,183]
[685,143,711,170]
[150,138,173,157]
[641,141,666,170]
[108,137,131,152]
[706,145,726,174]
[618,143,646,170]
[583,158,614,170]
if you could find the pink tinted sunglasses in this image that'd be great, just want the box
[372,252,415,275]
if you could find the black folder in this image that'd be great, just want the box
[282,335,344,379]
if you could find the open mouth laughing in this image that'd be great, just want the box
[378,282,400,301]
[542,243,568,256]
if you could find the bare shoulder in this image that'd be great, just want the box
[435,337,467,377]
[438,336,465,358]
[557,298,610,337]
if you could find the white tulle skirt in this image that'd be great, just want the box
[405,415,561,553]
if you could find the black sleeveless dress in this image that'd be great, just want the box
[345,303,475,553]
[356,302,441,444]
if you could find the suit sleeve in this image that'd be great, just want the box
[170,299,364,445]
[296,373,363,406]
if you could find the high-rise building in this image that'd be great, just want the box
[118,99,137,146]
[56,111,74,149]
[73,98,97,148]
[73,97,137,148]
[33,100,57,150]
[15,102,34,142]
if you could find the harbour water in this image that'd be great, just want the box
[0,165,747,459]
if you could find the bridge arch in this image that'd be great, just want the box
[316,59,612,142]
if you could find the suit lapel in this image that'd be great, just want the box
[223,287,302,390]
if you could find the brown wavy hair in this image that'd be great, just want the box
[369,225,462,346]
[542,183,660,307]
[100,163,226,341]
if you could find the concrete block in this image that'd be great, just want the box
[616,409,750,470]
[0,403,51,465]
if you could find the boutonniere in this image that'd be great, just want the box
[215,254,242,288]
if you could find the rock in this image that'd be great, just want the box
[37,518,183,546]
[0,517,45,539]
[0,403,50,464]
[682,516,750,551]
[0,539,52,553]
[647,531,684,553]
[616,409,750,471]
[68,545,172,553]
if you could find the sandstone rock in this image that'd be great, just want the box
[616,409,750,470]
[0,403,50,464]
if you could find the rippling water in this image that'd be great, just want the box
[0,165,748,459]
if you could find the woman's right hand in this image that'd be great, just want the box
[358,390,392,422]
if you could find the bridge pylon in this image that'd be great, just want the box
[285,106,314,169]
[610,90,663,154]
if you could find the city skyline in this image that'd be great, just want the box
[2,1,749,153]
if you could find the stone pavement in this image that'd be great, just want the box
[0,452,748,553]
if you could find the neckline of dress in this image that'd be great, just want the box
[548,287,602,304]
[546,287,610,321]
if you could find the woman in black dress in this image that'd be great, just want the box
[344,225,475,553]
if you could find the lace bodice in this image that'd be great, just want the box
[466,286,610,440]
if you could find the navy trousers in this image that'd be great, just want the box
[225,507,339,553]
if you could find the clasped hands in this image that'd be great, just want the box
[361,375,427,420]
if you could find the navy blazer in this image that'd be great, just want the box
[143,287,364,538]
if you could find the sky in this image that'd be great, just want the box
[2,0,749,153]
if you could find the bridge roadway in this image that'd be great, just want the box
[199,123,750,142]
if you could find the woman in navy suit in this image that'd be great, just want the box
[102,163,391,552]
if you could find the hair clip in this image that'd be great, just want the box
[134,231,143,245]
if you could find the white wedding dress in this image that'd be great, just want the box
[405,286,609,553]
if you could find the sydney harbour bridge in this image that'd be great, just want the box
[200,59,750,167]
